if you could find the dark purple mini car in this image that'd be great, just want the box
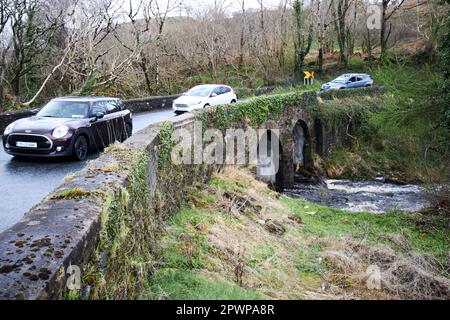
[2,97,133,161]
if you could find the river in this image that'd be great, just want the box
[283,178,431,213]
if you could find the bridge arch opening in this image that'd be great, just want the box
[256,129,282,185]
[293,119,313,175]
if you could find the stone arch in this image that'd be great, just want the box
[256,129,282,185]
[292,119,314,175]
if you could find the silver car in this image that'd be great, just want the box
[321,74,374,92]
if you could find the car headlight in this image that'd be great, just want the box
[52,125,69,139]
[4,123,15,135]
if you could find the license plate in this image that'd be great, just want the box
[16,141,38,148]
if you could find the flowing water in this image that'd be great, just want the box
[283,178,431,213]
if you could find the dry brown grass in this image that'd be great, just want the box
[193,167,337,300]
[187,167,449,300]
[319,238,450,300]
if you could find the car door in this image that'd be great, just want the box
[209,87,223,106]
[90,101,110,150]
[220,86,233,104]
[105,100,123,143]
[347,77,359,88]
[353,77,365,88]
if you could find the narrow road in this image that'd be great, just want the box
[0,108,175,233]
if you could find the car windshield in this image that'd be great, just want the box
[332,76,350,84]
[37,100,90,119]
[184,86,213,97]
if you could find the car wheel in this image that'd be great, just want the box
[231,100,237,104]
[73,135,88,161]
[204,104,210,109]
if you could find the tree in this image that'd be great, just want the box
[439,0,450,129]
[315,0,333,73]
[0,0,12,107]
[332,0,352,67]
[293,0,314,77]
[380,0,406,59]
[8,0,64,97]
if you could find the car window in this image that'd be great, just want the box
[221,87,231,94]
[106,100,121,114]
[349,77,357,82]
[212,87,222,96]
[356,77,363,82]
[184,86,213,97]
[91,101,108,116]
[37,101,89,119]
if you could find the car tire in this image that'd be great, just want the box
[231,100,237,104]
[73,135,88,161]
[204,104,210,109]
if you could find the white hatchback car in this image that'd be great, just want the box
[173,85,237,115]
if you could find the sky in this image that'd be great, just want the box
[182,0,282,12]
[127,0,285,16]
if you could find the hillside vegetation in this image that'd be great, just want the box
[141,167,449,300]
[320,64,449,185]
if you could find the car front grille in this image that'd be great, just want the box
[174,104,190,109]
[7,134,53,151]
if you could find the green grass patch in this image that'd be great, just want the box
[209,177,245,193]
[283,197,450,263]
[142,269,263,300]
[142,206,265,300]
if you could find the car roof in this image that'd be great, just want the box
[340,73,370,78]
[191,84,231,89]
[52,96,120,102]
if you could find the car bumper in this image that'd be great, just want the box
[173,104,202,113]
[2,134,74,158]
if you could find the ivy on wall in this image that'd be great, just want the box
[157,121,175,170]
[194,91,312,130]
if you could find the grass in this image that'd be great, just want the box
[140,167,449,300]
[142,269,263,300]
[282,197,450,263]
[142,207,264,300]
[51,188,103,200]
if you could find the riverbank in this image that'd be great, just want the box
[140,167,450,300]
[318,65,449,185]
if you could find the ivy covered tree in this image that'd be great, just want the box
[293,0,313,78]
[440,0,450,129]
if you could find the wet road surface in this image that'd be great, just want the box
[0,108,175,232]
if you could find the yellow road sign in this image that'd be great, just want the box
[304,71,315,79]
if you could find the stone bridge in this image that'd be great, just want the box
[0,87,384,300]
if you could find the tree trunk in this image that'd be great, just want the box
[380,1,387,59]
[140,54,152,96]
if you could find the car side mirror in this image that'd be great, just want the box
[90,112,105,123]
[31,108,40,115]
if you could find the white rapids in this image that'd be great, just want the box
[283,178,430,214]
